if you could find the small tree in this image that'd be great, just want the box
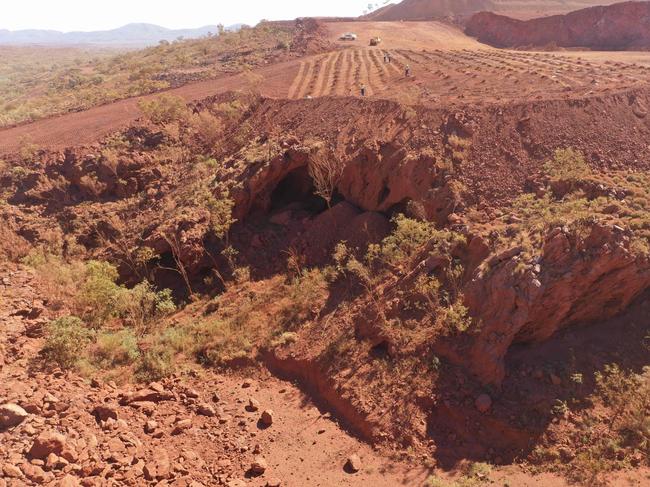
[308,149,343,208]
[160,231,194,297]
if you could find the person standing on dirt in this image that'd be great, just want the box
[360,84,366,97]
[405,64,411,77]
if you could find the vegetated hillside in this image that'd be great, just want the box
[363,0,622,20]
[0,23,235,47]
[466,1,650,49]
[0,19,326,128]
[0,87,649,485]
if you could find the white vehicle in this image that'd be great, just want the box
[340,32,358,41]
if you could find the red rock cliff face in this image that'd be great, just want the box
[466,1,650,49]
[464,224,650,384]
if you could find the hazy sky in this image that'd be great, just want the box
[2,0,380,31]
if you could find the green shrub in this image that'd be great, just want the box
[437,300,473,334]
[156,326,195,354]
[136,346,176,382]
[18,138,38,162]
[93,329,140,368]
[594,364,650,454]
[21,251,80,305]
[277,268,329,331]
[193,182,236,239]
[195,319,252,367]
[368,214,466,267]
[543,148,591,182]
[117,281,176,334]
[270,331,298,347]
[42,316,93,368]
[541,364,650,484]
[25,255,174,332]
[190,111,224,148]
[138,94,189,124]
[214,100,246,121]
[77,260,121,327]
[414,274,442,310]
[371,214,434,265]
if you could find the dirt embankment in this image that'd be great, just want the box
[363,0,622,21]
[362,0,495,21]
[466,1,650,49]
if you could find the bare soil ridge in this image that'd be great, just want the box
[363,0,622,21]
[466,1,650,49]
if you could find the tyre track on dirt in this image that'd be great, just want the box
[0,59,302,153]
[341,49,355,96]
[304,55,327,98]
[364,48,387,95]
[384,50,405,76]
[312,53,333,97]
[329,50,346,96]
[350,49,363,95]
[294,57,316,99]
[287,60,307,99]
[370,49,392,86]
[3,38,649,154]
[356,49,374,96]
[322,51,343,96]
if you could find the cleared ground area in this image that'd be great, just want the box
[325,20,486,50]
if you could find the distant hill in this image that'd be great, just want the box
[0,23,243,47]
[362,0,623,21]
[466,1,650,49]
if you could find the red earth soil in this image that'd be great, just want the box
[466,1,650,49]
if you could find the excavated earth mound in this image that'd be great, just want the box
[363,0,621,21]
[466,1,650,49]
[362,0,495,20]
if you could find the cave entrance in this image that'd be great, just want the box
[270,166,328,214]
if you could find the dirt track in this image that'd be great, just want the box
[0,60,299,153]
[2,20,650,154]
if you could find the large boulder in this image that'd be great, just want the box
[0,404,28,429]
[28,432,76,461]
[143,449,171,481]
